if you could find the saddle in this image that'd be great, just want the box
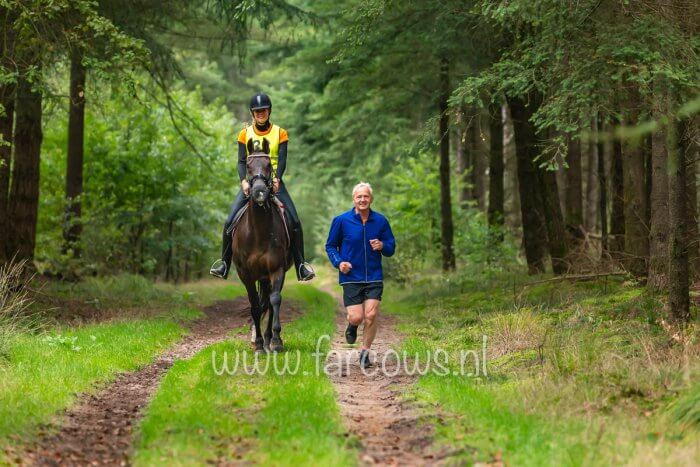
[226,195,291,247]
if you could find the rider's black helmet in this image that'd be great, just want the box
[249,92,272,112]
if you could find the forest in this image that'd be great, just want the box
[0,1,698,465]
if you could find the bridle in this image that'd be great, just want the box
[247,154,273,198]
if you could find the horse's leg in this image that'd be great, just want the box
[244,280,265,353]
[269,272,286,353]
[259,279,272,351]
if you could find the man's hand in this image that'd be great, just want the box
[272,177,280,194]
[241,179,250,196]
[339,261,352,274]
[369,239,383,251]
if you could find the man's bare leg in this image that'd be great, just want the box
[361,299,380,350]
[346,304,364,327]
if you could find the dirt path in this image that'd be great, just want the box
[325,291,442,466]
[18,298,298,467]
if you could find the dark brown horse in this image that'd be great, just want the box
[232,140,293,353]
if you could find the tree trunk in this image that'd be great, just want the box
[0,83,14,262]
[455,113,470,205]
[685,130,699,278]
[540,169,569,274]
[487,102,504,232]
[508,95,548,274]
[438,57,455,271]
[0,8,15,262]
[7,76,42,261]
[472,115,487,211]
[648,95,670,291]
[503,103,521,233]
[597,115,608,256]
[63,53,86,256]
[623,104,649,278]
[565,136,584,242]
[610,118,625,260]
[584,124,598,233]
[668,115,690,323]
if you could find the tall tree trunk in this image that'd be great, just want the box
[508,95,548,274]
[472,114,487,211]
[0,8,15,262]
[540,169,569,274]
[565,136,584,242]
[685,131,700,278]
[597,115,608,256]
[0,84,14,262]
[487,102,504,232]
[503,103,521,233]
[691,116,700,276]
[7,76,42,261]
[610,118,626,260]
[584,124,598,233]
[668,115,690,322]
[455,113,470,205]
[622,102,649,278]
[648,94,670,290]
[438,57,455,271]
[63,53,86,256]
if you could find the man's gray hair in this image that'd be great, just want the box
[352,182,373,197]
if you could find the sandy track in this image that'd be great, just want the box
[325,291,443,466]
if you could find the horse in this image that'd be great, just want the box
[231,139,293,353]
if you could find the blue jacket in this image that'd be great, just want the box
[325,208,396,284]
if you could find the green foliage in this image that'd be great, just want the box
[37,77,238,278]
[453,0,700,147]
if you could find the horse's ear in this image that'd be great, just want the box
[262,138,270,154]
[247,138,254,155]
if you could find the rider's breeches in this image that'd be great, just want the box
[221,183,305,266]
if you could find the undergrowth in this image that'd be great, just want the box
[385,270,700,466]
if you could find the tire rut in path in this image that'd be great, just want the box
[326,292,444,466]
[19,298,298,466]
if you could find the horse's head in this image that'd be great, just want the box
[246,138,272,206]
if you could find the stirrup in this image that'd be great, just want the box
[298,262,315,281]
[209,259,228,278]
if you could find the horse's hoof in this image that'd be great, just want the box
[270,339,284,353]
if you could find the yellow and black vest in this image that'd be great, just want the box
[245,124,281,173]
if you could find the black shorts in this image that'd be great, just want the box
[342,282,384,307]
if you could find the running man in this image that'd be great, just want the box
[325,182,396,368]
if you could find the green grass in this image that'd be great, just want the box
[383,270,700,466]
[0,274,246,462]
[0,319,184,440]
[133,283,356,466]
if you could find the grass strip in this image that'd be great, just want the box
[133,283,356,466]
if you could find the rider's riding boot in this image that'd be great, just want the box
[292,227,315,281]
[210,225,233,280]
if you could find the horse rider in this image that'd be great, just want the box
[325,182,396,368]
[210,92,315,282]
